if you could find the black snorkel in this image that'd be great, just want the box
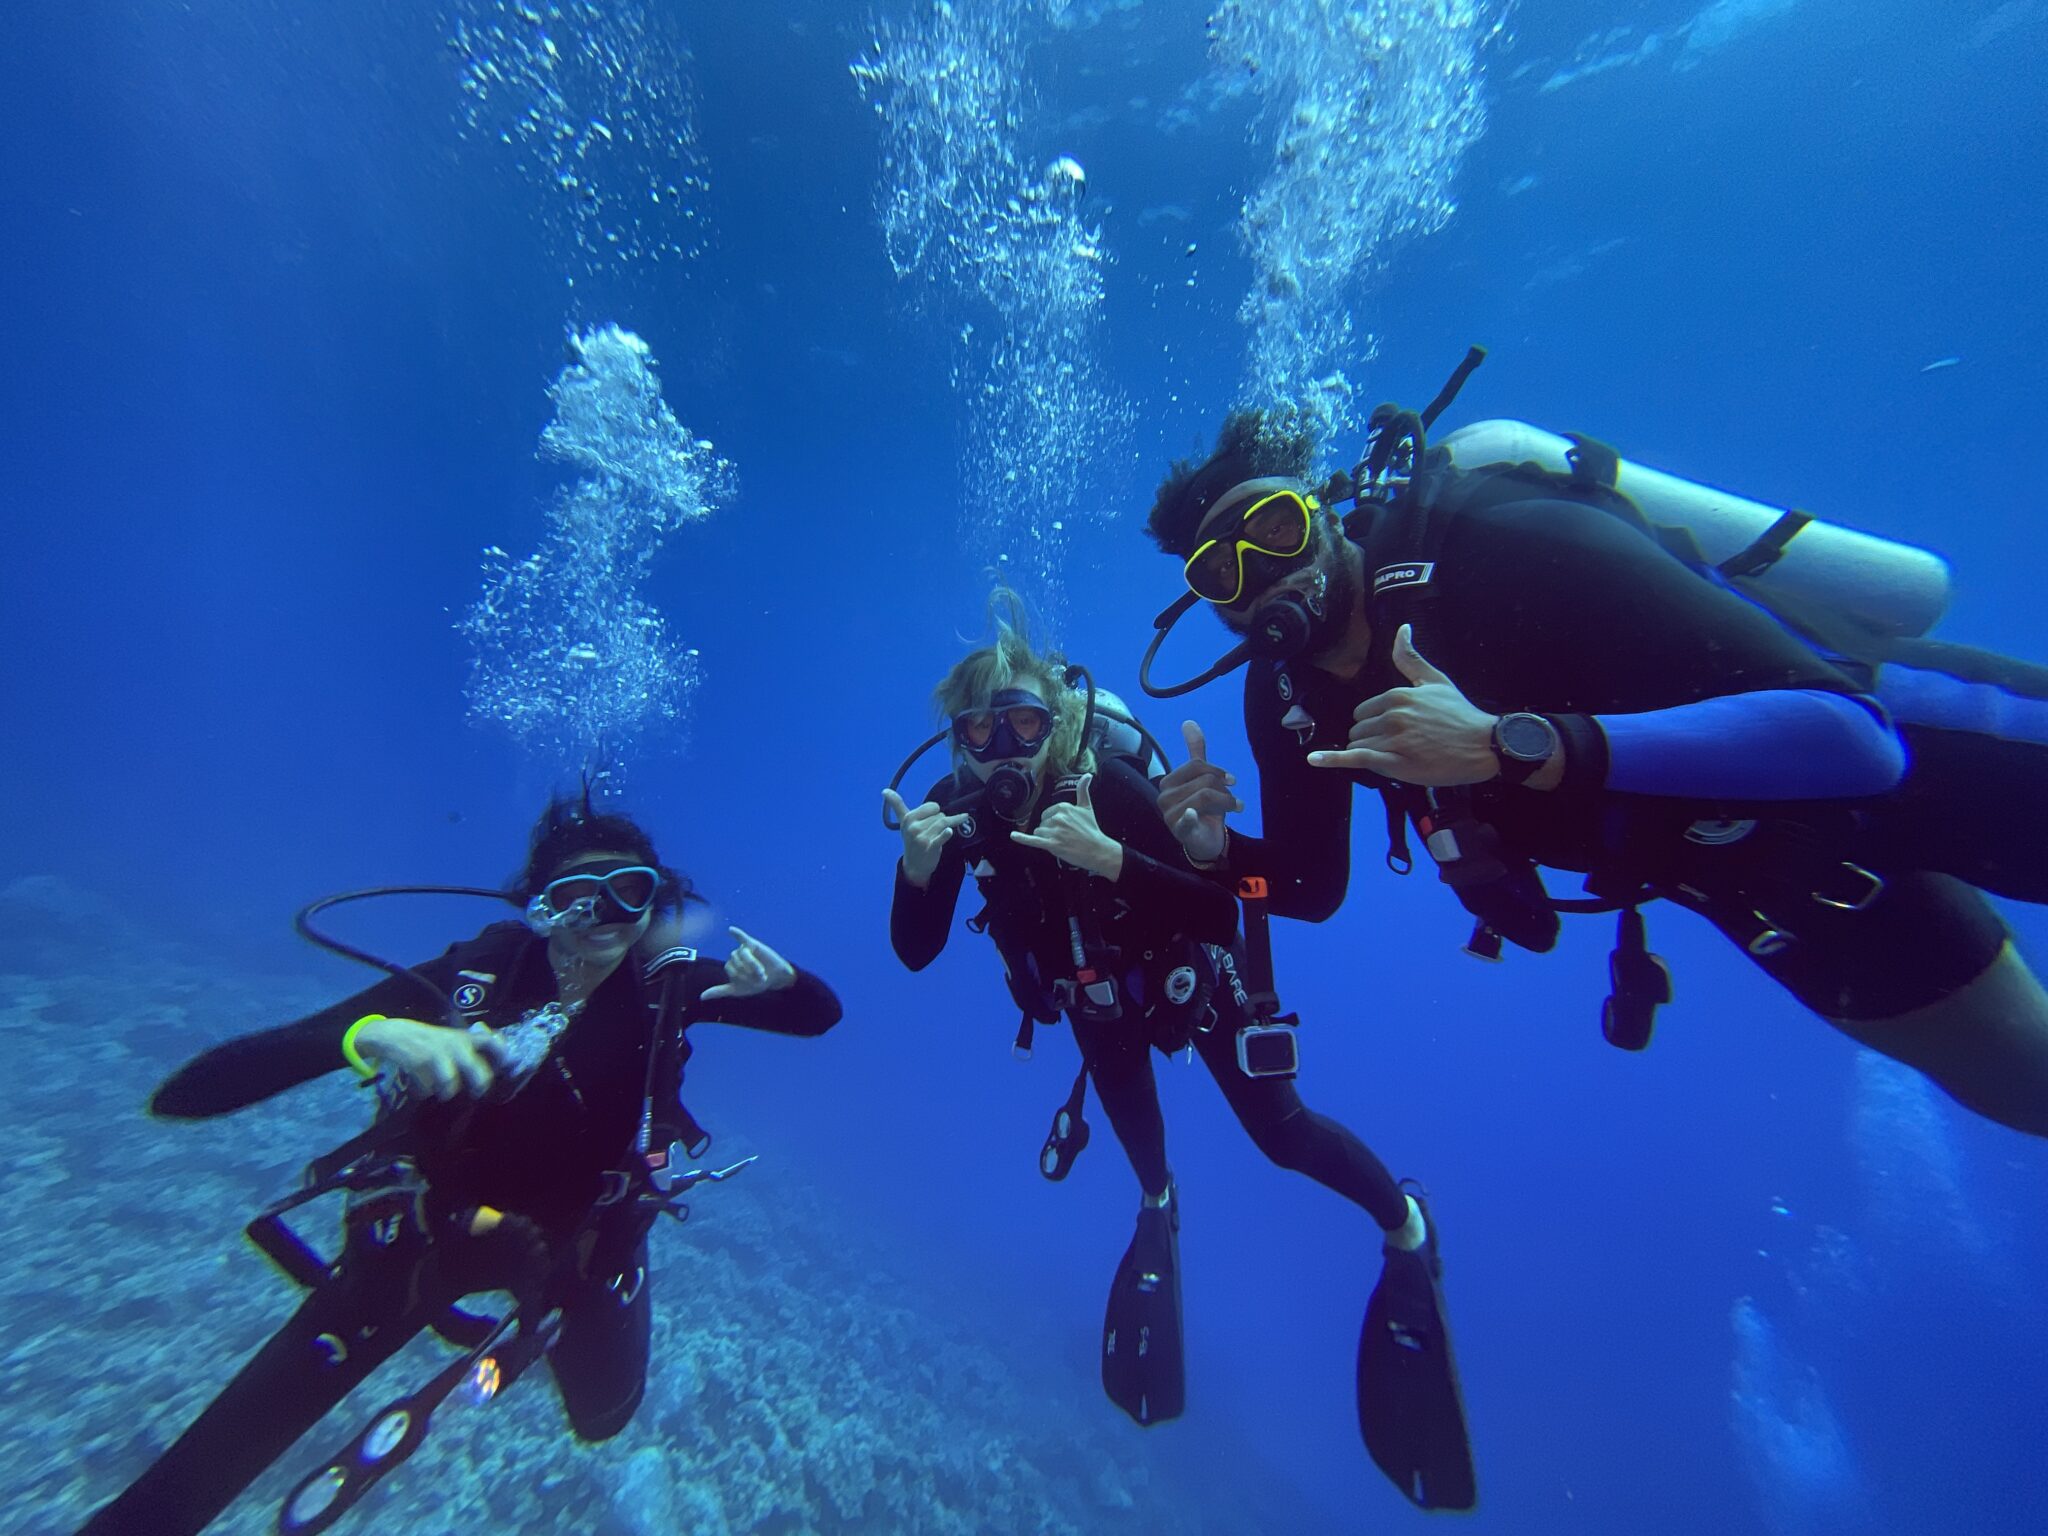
[1139,345,1488,699]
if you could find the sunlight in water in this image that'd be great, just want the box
[853,0,1130,615]
[1209,0,1499,446]
[447,0,711,283]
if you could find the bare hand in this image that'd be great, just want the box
[883,787,972,888]
[1307,625,1502,786]
[354,1017,496,1101]
[1156,720,1239,863]
[1009,773,1124,879]
[702,926,798,1001]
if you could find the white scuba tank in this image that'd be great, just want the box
[1088,686,1169,777]
[1437,420,1952,640]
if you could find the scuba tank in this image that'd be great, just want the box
[1354,364,1970,1053]
[1088,685,1172,779]
[1435,422,2048,728]
[1437,420,1952,641]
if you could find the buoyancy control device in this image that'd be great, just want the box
[1191,344,2048,1053]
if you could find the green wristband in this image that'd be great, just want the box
[341,1015,386,1079]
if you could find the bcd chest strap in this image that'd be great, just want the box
[1345,480,1562,960]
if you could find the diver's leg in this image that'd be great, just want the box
[1867,725,2048,904]
[1191,1002,1410,1231]
[1069,1015,1171,1198]
[75,1253,427,1536]
[1709,870,2048,1137]
[550,1236,653,1442]
[1078,1016,1186,1425]
[1828,942,2048,1137]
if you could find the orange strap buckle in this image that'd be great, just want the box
[1237,876,1269,899]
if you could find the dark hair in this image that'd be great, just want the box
[1143,408,1319,558]
[511,782,693,915]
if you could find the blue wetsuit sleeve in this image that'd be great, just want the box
[1876,665,2048,745]
[1593,688,1904,799]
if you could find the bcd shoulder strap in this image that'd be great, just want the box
[646,955,712,1161]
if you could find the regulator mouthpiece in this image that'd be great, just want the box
[982,763,1038,824]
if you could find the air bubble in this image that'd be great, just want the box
[461,326,734,771]
[1209,0,1491,444]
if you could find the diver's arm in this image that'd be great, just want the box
[1589,689,1903,798]
[1094,759,1241,943]
[682,956,843,1037]
[891,842,967,970]
[148,966,453,1118]
[1478,500,1905,800]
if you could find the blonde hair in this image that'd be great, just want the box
[932,589,1095,778]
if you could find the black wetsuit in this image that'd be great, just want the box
[890,756,1407,1229]
[81,923,840,1536]
[1223,490,2017,1020]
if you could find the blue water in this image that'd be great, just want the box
[6,1,2047,1532]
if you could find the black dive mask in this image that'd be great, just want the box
[952,688,1056,762]
[885,666,1112,834]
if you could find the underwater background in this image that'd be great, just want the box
[5,1,2046,1532]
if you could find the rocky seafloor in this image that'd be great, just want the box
[2,877,1312,1535]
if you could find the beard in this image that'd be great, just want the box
[1309,522,1361,646]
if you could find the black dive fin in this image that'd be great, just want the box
[1358,1195,1477,1511]
[1101,1196,1185,1426]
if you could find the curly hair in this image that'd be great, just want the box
[1144,408,1319,558]
[510,779,693,916]
[932,589,1095,779]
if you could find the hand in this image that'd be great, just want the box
[1156,720,1240,863]
[1308,625,1502,785]
[883,787,972,889]
[354,1017,496,1101]
[702,926,798,1001]
[1009,773,1124,879]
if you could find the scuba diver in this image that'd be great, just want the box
[881,591,1476,1511]
[79,787,842,1536]
[1138,346,2048,1137]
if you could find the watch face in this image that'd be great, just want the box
[1499,713,1554,761]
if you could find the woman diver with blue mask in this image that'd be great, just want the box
[881,590,1473,1504]
[77,788,842,1536]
